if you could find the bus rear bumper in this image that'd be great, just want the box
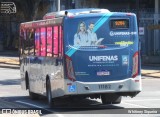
[66,75,142,97]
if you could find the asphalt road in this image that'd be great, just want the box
[0,68,160,117]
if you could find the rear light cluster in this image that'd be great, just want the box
[132,51,139,78]
[66,55,76,81]
[98,45,107,48]
[126,13,133,16]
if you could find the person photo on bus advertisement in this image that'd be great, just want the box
[74,21,90,46]
[87,22,104,46]
[87,22,98,45]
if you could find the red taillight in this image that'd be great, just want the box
[132,51,139,78]
[126,13,133,16]
[66,55,76,81]
[98,45,107,48]
[68,15,75,18]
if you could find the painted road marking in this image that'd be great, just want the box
[96,98,150,108]
[16,100,64,117]
[122,101,149,108]
[89,98,150,108]
[124,99,160,102]
[16,99,158,114]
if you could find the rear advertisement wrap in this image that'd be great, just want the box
[64,14,138,82]
[66,50,132,82]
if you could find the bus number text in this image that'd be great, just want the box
[99,84,111,89]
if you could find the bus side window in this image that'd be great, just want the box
[35,28,40,56]
[29,29,35,56]
[47,27,52,57]
[24,30,29,56]
[53,26,58,56]
[20,29,25,55]
[59,26,63,56]
[40,27,46,56]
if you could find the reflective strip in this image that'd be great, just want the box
[93,13,113,32]
[65,46,80,57]
[65,13,113,57]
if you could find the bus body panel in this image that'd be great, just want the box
[20,56,66,97]
[20,58,27,90]
[69,47,132,82]
[76,76,141,95]
[61,75,141,96]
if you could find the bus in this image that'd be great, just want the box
[19,8,141,107]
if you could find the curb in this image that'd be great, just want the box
[0,65,19,69]
[142,74,160,78]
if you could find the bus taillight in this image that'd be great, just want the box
[132,51,139,78]
[66,55,76,81]
[126,13,133,16]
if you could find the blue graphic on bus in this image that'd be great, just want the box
[68,85,76,92]
[122,55,129,65]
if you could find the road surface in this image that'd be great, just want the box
[0,68,160,117]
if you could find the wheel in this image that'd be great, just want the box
[101,94,112,104]
[46,79,54,108]
[101,93,122,104]
[112,96,122,104]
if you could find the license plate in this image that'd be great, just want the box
[97,70,110,76]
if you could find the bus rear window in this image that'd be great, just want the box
[110,19,129,29]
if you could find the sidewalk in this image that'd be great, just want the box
[0,57,19,69]
[0,52,160,78]
[141,65,160,78]
[0,51,19,69]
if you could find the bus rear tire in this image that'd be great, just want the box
[101,93,122,104]
[46,79,54,108]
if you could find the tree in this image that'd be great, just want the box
[0,0,52,49]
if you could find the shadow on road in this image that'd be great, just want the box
[0,95,124,114]
[0,78,20,85]
[52,98,124,113]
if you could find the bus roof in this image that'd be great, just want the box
[20,17,63,29]
[43,8,110,20]
[43,8,136,20]
[20,8,136,29]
